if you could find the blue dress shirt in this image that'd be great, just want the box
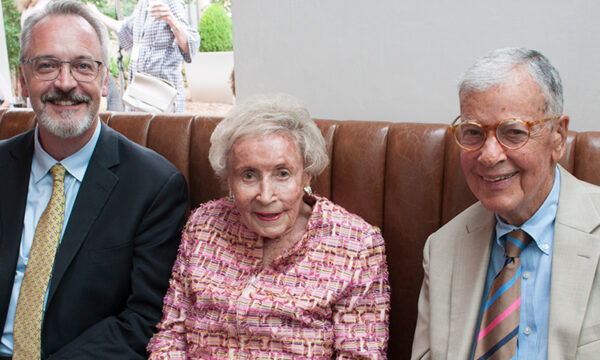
[0,121,101,355]
[471,166,560,360]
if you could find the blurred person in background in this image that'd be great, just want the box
[17,0,52,26]
[89,0,199,113]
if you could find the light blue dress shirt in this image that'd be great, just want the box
[0,121,101,355]
[472,166,560,360]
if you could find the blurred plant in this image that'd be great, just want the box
[85,0,136,19]
[2,0,21,74]
[109,51,130,78]
[198,0,232,52]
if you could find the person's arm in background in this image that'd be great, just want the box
[86,3,122,33]
[86,3,134,51]
[150,0,199,61]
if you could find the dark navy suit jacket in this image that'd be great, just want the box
[0,122,188,359]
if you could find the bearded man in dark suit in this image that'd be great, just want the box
[0,1,188,358]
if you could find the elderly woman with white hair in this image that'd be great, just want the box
[148,93,390,359]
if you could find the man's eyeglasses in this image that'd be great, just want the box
[21,57,104,82]
[449,115,559,151]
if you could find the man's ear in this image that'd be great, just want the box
[19,64,29,98]
[551,115,569,163]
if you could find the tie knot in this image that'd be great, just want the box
[505,229,531,258]
[50,164,66,183]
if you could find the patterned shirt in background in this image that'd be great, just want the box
[117,0,199,112]
[148,195,390,359]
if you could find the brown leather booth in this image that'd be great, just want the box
[2,108,600,358]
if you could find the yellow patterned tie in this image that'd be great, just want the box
[13,164,67,360]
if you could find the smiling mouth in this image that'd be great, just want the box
[49,99,83,106]
[42,92,90,107]
[255,212,281,221]
[482,172,517,182]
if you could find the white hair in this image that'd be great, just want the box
[209,93,329,183]
[458,47,563,116]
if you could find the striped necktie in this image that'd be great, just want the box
[13,164,67,360]
[474,229,532,360]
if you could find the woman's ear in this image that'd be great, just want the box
[303,172,312,188]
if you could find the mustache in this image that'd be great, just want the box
[41,91,91,104]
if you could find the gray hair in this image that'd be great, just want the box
[209,93,329,183]
[20,0,110,65]
[458,48,563,116]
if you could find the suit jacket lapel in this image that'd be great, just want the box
[0,132,34,322]
[548,167,600,360]
[47,123,120,303]
[448,203,495,358]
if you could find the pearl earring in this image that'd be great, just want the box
[303,186,313,197]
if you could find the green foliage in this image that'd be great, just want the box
[2,0,21,74]
[109,51,130,78]
[198,2,232,52]
[81,0,135,19]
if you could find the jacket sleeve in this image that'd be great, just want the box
[410,236,432,360]
[146,210,199,359]
[47,171,188,359]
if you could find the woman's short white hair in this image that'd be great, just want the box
[209,93,329,183]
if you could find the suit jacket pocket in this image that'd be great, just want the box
[577,338,600,359]
[578,322,600,349]
[88,242,132,264]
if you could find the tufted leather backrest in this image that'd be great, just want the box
[2,109,600,358]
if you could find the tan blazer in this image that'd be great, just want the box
[411,166,600,360]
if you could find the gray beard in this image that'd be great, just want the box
[36,104,95,139]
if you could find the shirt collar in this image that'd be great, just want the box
[32,119,102,183]
[495,166,561,255]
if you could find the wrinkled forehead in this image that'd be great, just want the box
[459,72,548,123]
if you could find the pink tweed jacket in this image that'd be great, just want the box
[148,195,390,359]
